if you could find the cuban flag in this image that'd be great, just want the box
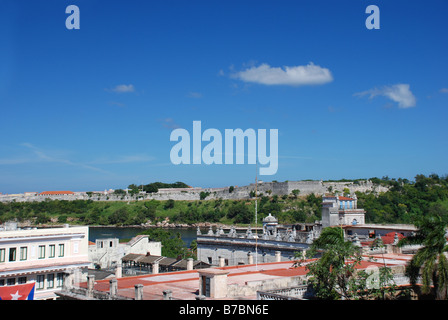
[0,282,35,300]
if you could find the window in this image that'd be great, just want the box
[49,245,55,258]
[7,278,16,286]
[58,244,65,257]
[38,246,45,259]
[56,273,64,288]
[203,276,210,297]
[18,277,27,284]
[0,279,4,286]
[20,247,27,261]
[47,274,54,288]
[36,275,44,290]
[9,248,16,262]
[0,248,5,263]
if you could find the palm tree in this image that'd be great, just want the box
[300,226,362,299]
[398,204,448,299]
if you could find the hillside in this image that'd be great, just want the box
[1,174,447,227]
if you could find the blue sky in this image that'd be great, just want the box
[1,0,447,193]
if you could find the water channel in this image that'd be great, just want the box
[88,226,202,247]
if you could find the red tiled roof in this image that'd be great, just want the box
[39,191,74,195]
[381,232,405,244]
[338,196,354,201]
[361,232,405,246]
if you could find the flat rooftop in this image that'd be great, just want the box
[78,253,411,300]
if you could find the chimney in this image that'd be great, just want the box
[87,275,95,298]
[163,290,172,300]
[187,258,194,270]
[115,262,122,279]
[135,284,144,300]
[247,252,253,264]
[109,279,118,297]
[275,251,281,262]
[152,261,159,274]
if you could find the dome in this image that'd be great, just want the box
[263,213,278,223]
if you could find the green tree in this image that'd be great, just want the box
[348,265,397,300]
[36,212,50,224]
[113,189,125,195]
[128,184,140,195]
[227,202,252,224]
[164,199,175,209]
[139,228,192,258]
[291,189,300,199]
[296,227,362,300]
[108,207,129,226]
[200,191,210,200]
[398,204,448,299]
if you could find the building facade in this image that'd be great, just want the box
[321,194,366,228]
[88,234,162,269]
[196,219,316,267]
[0,223,89,300]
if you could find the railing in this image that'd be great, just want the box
[257,274,422,300]
[257,291,302,300]
[257,286,309,300]
[58,287,133,300]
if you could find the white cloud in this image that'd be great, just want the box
[187,91,203,98]
[232,62,333,86]
[108,84,135,93]
[440,88,448,93]
[355,83,416,108]
[159,118,180,129]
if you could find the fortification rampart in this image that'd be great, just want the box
[0,180,388,203]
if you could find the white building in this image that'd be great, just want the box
[321,194,366,228]
[89,234,161,269]
[0,223,89,300]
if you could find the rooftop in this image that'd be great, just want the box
[77,254,410,300]
[38,191,74,195]
[344,223,417,231]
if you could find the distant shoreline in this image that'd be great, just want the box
[20,222,262,231]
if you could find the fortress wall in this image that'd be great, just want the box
[0,180,389,203]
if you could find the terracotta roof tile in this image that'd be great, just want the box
[39,191,74,195]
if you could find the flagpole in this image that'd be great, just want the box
[255,160,258,271]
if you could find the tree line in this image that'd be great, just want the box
[1,174,447,228]
[114,181,190,195]
[357,174,448,224]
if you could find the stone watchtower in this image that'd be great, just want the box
[321,194,365,228]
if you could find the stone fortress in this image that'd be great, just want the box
[0,179,389,203]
